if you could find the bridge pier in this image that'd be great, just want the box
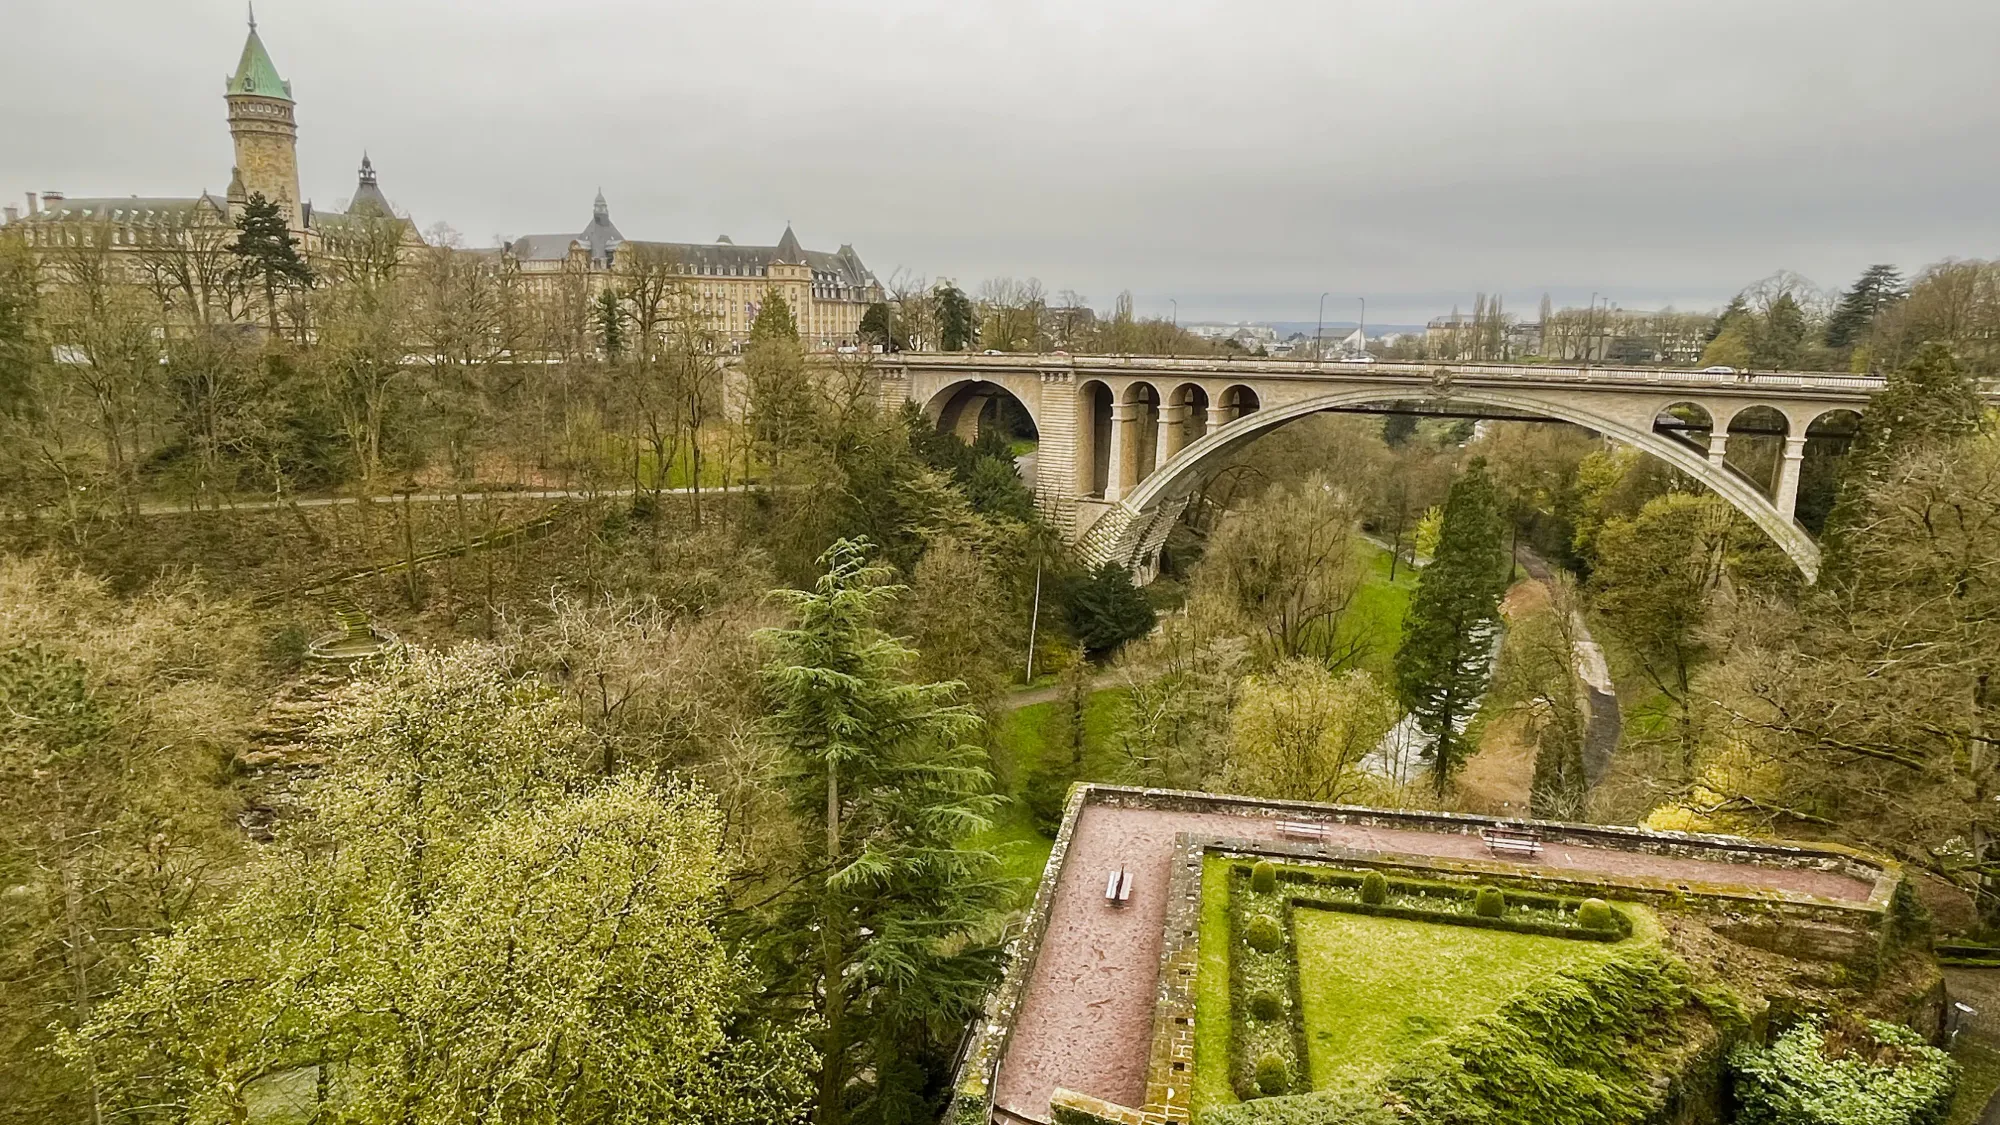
[1706,430,1730,466]
[1775,435,1809,520]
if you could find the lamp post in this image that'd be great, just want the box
[1316,291,1329,365]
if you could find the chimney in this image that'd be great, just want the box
[2,206,17,225]
[41,191,64,209]
[24,192,37,214]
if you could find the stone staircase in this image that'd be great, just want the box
[235,597,396,840]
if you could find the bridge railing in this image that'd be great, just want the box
[891,352,1888,394]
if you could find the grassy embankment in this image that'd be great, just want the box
[967,540,1419,905]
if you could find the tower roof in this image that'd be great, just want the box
[772,223,805,264]
[227,6,293,102]
[347,153,393,216]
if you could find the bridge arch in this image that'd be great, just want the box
[923,379,1041,445]
[1114,385,1823,580]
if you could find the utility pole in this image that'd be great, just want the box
[1357,296,1366,356]
[1024,565,1043,683]
[1316,291,1328,365]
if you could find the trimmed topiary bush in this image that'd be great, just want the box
[1246,913,1284,953]
[1255,1052,1292,1096]
[1474,886,1506,918]
[1250,989,1285,1021]
[1578,898,1616,931]
[1360,870,1389,905]
[1252,860,1278,893]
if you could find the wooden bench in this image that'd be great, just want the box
[1104,868,1134,906]
[1277,820,1329,841]
[1480,826,1544,858]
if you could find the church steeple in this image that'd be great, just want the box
[225,8,302,226]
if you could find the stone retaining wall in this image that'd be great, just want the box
[1091,785,1896,907]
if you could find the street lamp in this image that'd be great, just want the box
[1357,296,1366,357]
[1316,292,1329,365]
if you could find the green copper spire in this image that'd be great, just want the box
[227,5,293,102]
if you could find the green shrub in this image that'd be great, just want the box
[1201,1089,1399,1125]
[1577,898,1616,931]
[1250,989,1285,1021]
[1473,886,1506,918]
[1246,913,1284,953]
[1252,860,1278,893]
[1256,1052,1292,1096]
[1360,870,1389,905]
[1730,1016,1959,1125]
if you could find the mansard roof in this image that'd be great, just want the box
[16,196,230,225]
[505,197,877,290]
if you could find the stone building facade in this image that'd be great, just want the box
[503,194,885,352]
[3,13,417,280]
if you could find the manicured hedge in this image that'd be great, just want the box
[1292,898,1626,942]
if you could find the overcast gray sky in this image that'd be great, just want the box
[6,0,1997,324]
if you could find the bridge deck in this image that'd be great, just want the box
[892,351,1889,398]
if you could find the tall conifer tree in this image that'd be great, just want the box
[1394,461,1509,798]
[759,540,1006,1125]
[228,192,312,335]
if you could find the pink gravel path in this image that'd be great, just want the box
[990,803,1875,1122]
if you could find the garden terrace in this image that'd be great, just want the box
[952,784,1898,1125]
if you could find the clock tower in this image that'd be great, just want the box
[224,6,301,227]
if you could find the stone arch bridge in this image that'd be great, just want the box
[883,353,1897,583]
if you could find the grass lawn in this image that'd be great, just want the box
[986,687,1132,792]
[1339,541,1419,678]
[1194,856,1239,1111]
[962,796,1057,907]
[964,687,1130,907]
[1291,909,1625,1089]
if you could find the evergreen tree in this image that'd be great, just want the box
[1062,562,1158,654]
[934,283,976,352]
[1753,292,1808,369]
[595,288,625,358]
[857,302,894,350]
[1704,294,1748,345]
[1824,264,1905,350]
[1023,658,1091,834]
[752,288,800,342]
[1394,461,1509,798]
[228,192,312,334]
[759,540,1006,1125]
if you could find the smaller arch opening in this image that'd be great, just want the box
[1123,382,1164,483]
[1081,380,1114,497]
[1165,383,1210,460]
[1724,405,1791,497]
[1653,401,1715,456]
[1221,384,1261,424]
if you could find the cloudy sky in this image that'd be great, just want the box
[6,0,1997,324]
